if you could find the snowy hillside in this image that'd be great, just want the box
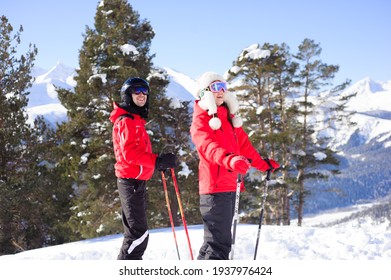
[0,200,389,260]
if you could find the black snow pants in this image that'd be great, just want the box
[198,192,236,260]
[117,178,149,260]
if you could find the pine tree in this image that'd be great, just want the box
[292,38,353,226]
[14,117,75,248]
[263,43,300,225]
[171,100,202,226]
[0,16,75,254]
[226,43,273,223]
[226,39,354,226]
[226,43,298,225]
[55,0,189,239]
[0,15,37,254]
[147,99,202,227]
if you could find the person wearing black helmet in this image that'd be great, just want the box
[109,77,178,260]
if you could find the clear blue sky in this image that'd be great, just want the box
[2,0,390,84]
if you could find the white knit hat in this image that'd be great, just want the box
[196,72,243,130]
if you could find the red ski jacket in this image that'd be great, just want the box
[190,101,270,194]
[110,103,157,180]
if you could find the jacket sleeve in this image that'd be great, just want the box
[190,111,232,166]
[235,127,270,172]
[118,118,157,168]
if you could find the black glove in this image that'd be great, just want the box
[155,153,178,171]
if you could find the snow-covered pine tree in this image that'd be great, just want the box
[226,42,299,225]
[55,0,172,239]
[226,39,355,226]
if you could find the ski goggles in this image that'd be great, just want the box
[131,86,149,95]
[208,81,227,93]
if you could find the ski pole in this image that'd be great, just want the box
[161,170,181,260]
[230,173,242,260]
[253,168,272,260]
[170,168,194,260]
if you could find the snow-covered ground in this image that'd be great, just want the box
[1,201,390,279]
[1,201,389,261]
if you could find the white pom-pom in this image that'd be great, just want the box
[232,115,243,127]
[209,117,222,130]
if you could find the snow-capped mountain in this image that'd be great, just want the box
[305,78,391,213]
[26,63,391,214]
[29,62,76,106]
[164,67,198,100]
[27,62,76,126]
[344,77,391,145]
[26,63,197,126]
[325,77,391,149]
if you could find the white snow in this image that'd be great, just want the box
[26,103,67,126]
[240,44,271,61]
[164,67,198,99]
[0,202,389,261]
[120,43,139,56]
[87,73,107,84]
[0,202,389,279]
[314,151,327,161]
[79,153,90,164]
[34,62,76,84]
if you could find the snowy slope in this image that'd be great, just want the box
[0,200,389,260]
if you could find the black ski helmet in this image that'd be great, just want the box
[120,77,150,105]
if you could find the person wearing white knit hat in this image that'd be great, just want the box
[190,71,280,260]
[196,72,243,130]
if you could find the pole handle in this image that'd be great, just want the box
[264,158,274,181]
[266,169,271,181]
